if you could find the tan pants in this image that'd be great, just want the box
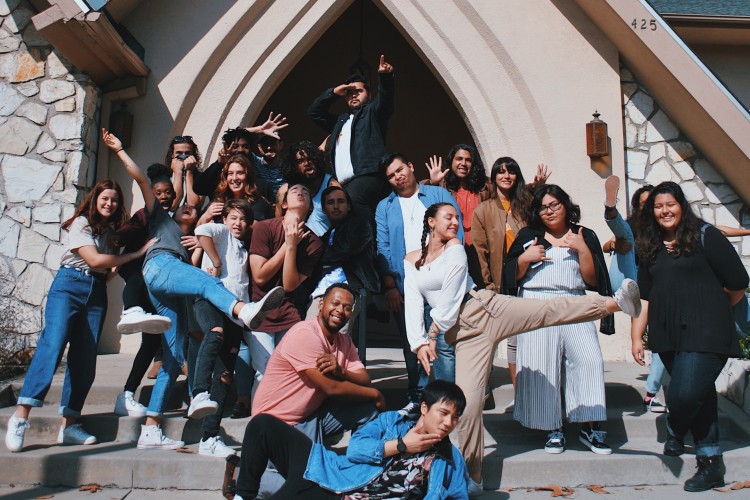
[449,289,610,477]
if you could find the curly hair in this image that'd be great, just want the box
[165,135,203,171]
[635,181,704,265]
[62,179,129,236]
[415,202,454,270]
[279,141,328,185]
[443,144,487,194]
[527,184,581,230]
[490,157,532,221]
[214,154,262,204]
[146,163,172,186]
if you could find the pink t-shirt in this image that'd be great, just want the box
[251,319,365,425]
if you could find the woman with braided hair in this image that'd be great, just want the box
[402,204,644,495]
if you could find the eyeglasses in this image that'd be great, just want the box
[172,135,193,144]
[537,200,563,215]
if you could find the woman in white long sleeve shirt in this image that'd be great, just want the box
[404,203,473,382]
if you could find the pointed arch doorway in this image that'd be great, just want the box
[254,0,475,180]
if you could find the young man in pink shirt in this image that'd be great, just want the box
[251,283,384,442]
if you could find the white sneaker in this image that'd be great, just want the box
[5,414,29,452]
[117,306,171,335]
[114,390,147,417]
[199,435,236,457]
[468,478,484,498]
[137,424,184,450]
[187,391,219,419]
[614,278,642,318]
[238,286,285,330]
[58,423,97,445]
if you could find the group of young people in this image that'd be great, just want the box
[4,54,748,498]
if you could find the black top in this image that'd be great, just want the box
[503,224,615,335]
[638,224,749,356]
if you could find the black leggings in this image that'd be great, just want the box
[237,414,337,499]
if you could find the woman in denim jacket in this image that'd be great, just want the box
[235,380,469,499]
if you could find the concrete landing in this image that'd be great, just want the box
[1,348,749,496]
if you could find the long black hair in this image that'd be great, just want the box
[415,202,454,270]
[635,181,704,265]
[527,184,580,230]
[490,157,532,221]
[279,140,328,185]
[443,144,486,194]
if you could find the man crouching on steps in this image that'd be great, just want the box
[235,380,469,499]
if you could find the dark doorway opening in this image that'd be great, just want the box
[257,0,474,179]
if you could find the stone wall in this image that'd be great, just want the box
[0,0,100,359]
[621,66,750,265]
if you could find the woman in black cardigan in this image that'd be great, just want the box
[633,181,748,492]
[503,184,613,456]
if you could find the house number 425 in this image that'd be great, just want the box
[632,19,657,31]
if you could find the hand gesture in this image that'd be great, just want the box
[631,338,645,366]
[378,54,394,74]
[207,261,222,277]
[534,163,551,186]
[101,128,122,152]
[137,237,159,257]
[333,83,357,96]
[181,235,201,251]
[425,155,447,185]
[217,147,232,165]
[374,391,387,412]
[199,202,224,225]
[251,112,288,139]
[385,288,403,313]
[401,427,442,455]
[316,353,343,378]
[416,341,438,375]
[284,218,308,248]
[521,237,550,265]
[183,154,197,171]
[562,230,587,254]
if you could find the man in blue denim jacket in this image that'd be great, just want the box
[235,380,469,499]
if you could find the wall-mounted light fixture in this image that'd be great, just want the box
[586,111,609,158]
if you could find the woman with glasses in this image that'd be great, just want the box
[504,184,614,456]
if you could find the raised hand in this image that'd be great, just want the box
[534,163,551,185]
[378,54,394,74]
[253,112,288,139]
[101,128,123,152]
[562,230,587,253]
[425,155,447,185]
[333,83,357,96]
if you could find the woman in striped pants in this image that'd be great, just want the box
[504,184,613,455]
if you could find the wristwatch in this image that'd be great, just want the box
[397,436,407,454]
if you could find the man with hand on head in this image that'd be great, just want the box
[308,55,395,223]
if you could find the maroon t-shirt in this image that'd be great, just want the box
[249,217,323,333]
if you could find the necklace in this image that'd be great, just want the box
[663,240,677,253]
[425,242,447,270]
[401,190,421,223]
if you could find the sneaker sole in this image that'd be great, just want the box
[199,448,237,458]
[117,318,171,335]
[544,446,565,454]
[114,408,147,417]
[604,176,620,207]
[249,287,285,330]
[578,435,612,454]
[5,438,23,453]
[138,441,185,450]
[188,404,219,420]
[617,279,642,317]
[60,438,98,445]
[684,480,725,492]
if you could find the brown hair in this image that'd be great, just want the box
[62,179,128,236]
[214,154,262,204]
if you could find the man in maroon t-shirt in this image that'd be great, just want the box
[247,184,323,392]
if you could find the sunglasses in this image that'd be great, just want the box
[172,135,193,144]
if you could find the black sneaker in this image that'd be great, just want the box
[579,426,612,455]
[544,429,565,454]
[229,401,250,419]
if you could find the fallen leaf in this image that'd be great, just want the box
[9,484,14,488]
[587,485,610,494]
[713,488,728,493]
[535,485,575,497]
[79,483,102,493]
[176,447,196,454]
[35,496,54,499]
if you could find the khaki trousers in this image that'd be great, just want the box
[448,289,610,476]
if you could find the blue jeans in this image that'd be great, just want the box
[142,252,240,417]
[604,211,637,290]
[660,351,727,457]
[645,352,667,394]
[18,267,107,418]
[235,343,253,399]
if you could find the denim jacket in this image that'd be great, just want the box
[375,185,464,294]
[304,411,469,499]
